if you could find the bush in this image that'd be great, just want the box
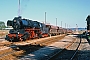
[0,21,6,30]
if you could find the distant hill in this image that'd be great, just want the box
[69,28,86,31]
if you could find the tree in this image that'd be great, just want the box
[0,21,6,30]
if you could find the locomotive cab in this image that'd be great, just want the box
[7,20,13,26]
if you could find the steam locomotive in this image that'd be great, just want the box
[5,16,72,41]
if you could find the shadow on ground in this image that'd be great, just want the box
[15,45,90,60]
[9,34,90,60]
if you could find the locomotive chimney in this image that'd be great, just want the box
[45,12,46,24]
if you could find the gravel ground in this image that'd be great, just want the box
[75,38,90,60]
[19,35,76,60]
[0,35,65,60]
[0,30,9,38]
[54,36,80,60]
[0,39,7,42]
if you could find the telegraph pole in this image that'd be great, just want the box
[18,0,21,16]
[76,24,78,31]
[65,23,66,28]
[56,18,57,26]
[65,23,67,33]
[67,24,68,29]
[67,24,68,32]
[45,12,46,24]
[61,21,62,27]
[69,25,70,29]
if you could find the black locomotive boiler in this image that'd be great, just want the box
[5,16,49,41]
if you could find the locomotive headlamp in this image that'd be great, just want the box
[18,32,19,34]
[14,20,16,22]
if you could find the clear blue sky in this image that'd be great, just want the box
[0,0,90,28]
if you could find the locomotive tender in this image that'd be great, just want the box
[86,15,90,37]
[86,15,90,31]
[5,16,71,41]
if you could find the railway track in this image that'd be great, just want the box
[0,35,66,60]
[70,35,82,60]
[47,34,82,60]
[31,35,65,46]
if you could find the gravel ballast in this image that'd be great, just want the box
[19,35,76,60]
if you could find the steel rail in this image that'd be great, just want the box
[70,35,82,60]
[47,35,82,60]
